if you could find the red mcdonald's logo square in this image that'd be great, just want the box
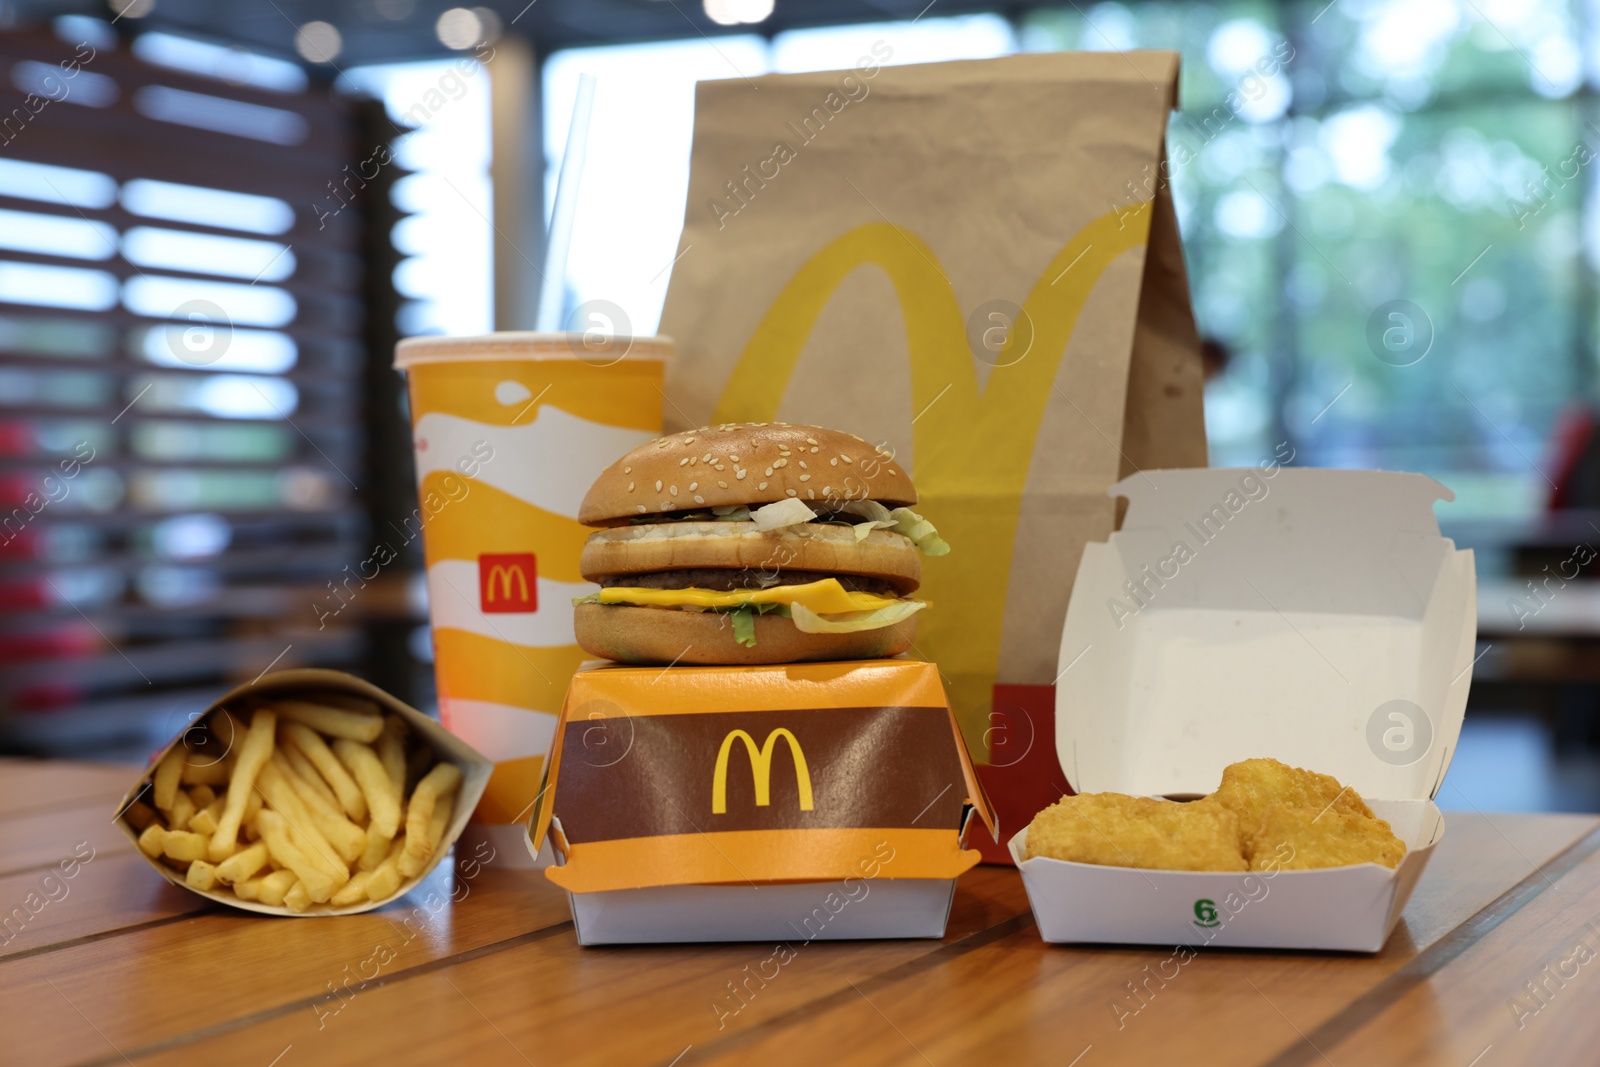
[478,553,538,613]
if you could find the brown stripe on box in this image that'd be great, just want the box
[553,706,969,842]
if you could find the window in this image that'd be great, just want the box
[0,24,391,756]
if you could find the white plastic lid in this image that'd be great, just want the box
[1055,468,1476,803]
[394,331,674,369]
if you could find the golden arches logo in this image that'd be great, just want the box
[712,728,815,814]
[710,203,1152,753]
[486,565,529,603]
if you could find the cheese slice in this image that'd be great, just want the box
[592,577,902,615]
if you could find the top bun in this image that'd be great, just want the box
[580,422,916,526]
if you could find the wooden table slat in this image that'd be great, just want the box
[0,851,209,962]
[0,759,135,822]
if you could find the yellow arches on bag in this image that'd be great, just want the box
[710,204,1152,753]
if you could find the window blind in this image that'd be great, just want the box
[0,24,406,756]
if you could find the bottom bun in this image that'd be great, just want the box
[574,603,918,665]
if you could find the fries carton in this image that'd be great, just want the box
[531,659,996,945]
[1012,468,1475,952]
[113,669,492,917]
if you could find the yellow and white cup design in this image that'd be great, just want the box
[394,333,669,858]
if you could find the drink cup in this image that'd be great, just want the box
[394,332,670,863]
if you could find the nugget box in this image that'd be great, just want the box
[1011,468,1476,951]
[531,658,996,945]
[113,668,493,916]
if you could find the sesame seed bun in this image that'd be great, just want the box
[578,422,915,526]
[580,522,921,595]
[573,603,918,665]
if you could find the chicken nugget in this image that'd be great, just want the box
[1023,793,1247,871]
[1212,758,1376,822]
[1243,805,1405,871]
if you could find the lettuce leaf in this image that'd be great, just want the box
[729,606,758,647]
[621,497,950,556]
[727,602,790,646]
[889,507,950,556]
[789,598,927,634]
[752,497,816,531]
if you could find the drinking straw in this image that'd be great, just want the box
[536,72,597,333]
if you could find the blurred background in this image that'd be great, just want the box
[0,0,1595,811]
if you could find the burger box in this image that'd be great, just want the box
[112,668,493,917]
[530,658,997,945]
[1010,468,1476,952]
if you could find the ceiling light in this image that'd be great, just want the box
[435,7,483,50]
[373,0,415,20]
[293,21,343,64]
[703,0,773,25]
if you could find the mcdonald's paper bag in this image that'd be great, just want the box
[659,51,1208,861]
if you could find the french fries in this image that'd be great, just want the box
[186,859,218,892]
[123,800,157,832]
[168,791,196,833]
[216,842,270,885]
[280,721,367,823]
[255,869,297,907]
[180,757,232,787]
[400,763,462,878]
[121,689,467,914]
[207,708,276,862]
[152,748,185,812]
[334,739,400,838]
[275,699,383,743]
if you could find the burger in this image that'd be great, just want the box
[573,422,948,665]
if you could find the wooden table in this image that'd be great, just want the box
[4,758,1600,1066]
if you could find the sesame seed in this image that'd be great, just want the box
[654,480,663,491]
[679,457,689,466]
[702,452,712,462]
[807,488,815,499]
[628,482,635,491]
[830,458,838,466]
[624,466,632,473]
[685,437,695,445]
[774,458,787,468]
[758,481,768,490]
[811,446,820,453]
[736,470,747,480]
[786,489,797,497]
[718,480,728,488]
[660,500,671,508]
[805,437,818,445]
[690,457,698,465]
[637,505,647,513]
[823,485,832,495]
[669,485,678,495]
[694,495,705,504]
[842,455,853,464]
[713,464,725,471]
[799,474,811,482]
[689,482,698,491]
[730,455,740,462]
[764,467,773,477]
[799,461,808,469]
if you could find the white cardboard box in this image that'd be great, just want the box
[1011,468,1476,952]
